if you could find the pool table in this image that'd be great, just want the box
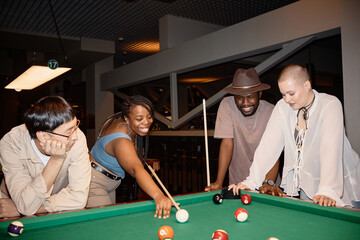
[1,191,359,239]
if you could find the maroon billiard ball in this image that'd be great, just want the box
[212,229,229,240]
[241,194,252,205]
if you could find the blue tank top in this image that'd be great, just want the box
[90,132,131,178]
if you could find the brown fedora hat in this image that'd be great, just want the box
[224,68,270,95]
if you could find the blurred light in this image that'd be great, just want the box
[5,65,71,90]
[123,41,160,53]
[178,77,220,83]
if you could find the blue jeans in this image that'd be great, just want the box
[299,189,312,201]
[352,200,360,209]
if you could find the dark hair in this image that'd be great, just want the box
[101,95,154,133]
[23,96,76,139]
[121,95,154,120]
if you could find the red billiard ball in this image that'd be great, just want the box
[213,193,223,204]
[241,193,252,205]
[8,221,24,237]
[212,229,229,240]
[158,225,174,240]
[235,208,248,222]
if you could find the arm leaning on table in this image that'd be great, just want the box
[0,126,52,216]
[205,138,233,191]
[0,189,20,218]
[229,158,285,197]
[313,97,345,206]
[42,130,91,212]
[258,159,286,197]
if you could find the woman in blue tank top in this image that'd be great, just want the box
[86,95,172,219]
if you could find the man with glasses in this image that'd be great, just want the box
[0,96,91,218]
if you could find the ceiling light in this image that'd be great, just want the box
[124,41,160,53]
[5,65,71,91]
[178,77,220,83]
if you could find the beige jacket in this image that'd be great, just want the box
[0,124,91,215]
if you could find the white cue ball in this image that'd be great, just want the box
[176,209,189,223]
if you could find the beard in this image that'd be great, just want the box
[238,104,259,117]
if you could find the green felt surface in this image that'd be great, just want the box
[1,191,359,239]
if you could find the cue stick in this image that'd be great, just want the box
[145,162,181,211]
[203,99,211,187]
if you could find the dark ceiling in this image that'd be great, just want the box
[0,0,298,85]
[0,0,346,135]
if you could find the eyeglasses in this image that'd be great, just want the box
[46,120,80,139]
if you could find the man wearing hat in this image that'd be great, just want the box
[205,68,282,194]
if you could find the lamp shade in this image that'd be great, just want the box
[5,65,71,90]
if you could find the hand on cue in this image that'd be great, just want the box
[145,162,180,211]
[145,162,190,223]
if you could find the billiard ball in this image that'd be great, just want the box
[8,221,24,237]
[212,193,223,204]
[235,208,248,222]
[176,209,189,223]
[158,225,174,240]
[267,238,279,240]
[212,229,229,240]
[241,193,252,205]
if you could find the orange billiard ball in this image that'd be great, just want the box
[158,225,174,240]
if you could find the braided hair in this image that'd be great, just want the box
[100,95,153,133]
[123,95,153,163]
[121,95,154,121]
[99,95,154,163]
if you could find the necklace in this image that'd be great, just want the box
[243,111,258,134]
[297,94,315,129]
